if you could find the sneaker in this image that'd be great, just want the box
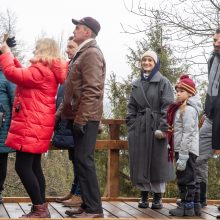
[176,199,182,207]
[169,202,195,217]
[62,195,82,207]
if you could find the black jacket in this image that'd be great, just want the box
[205,54,220,149]
[52,85,74,149]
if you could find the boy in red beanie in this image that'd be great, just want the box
[167,75,202,217]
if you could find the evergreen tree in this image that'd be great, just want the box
[107,19,186,120]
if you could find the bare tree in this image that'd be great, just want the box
[0,9,17,37]
[0,9,25,62]
[122,0,220,76]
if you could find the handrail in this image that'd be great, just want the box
[50,118,220,197]
[50,119,127,197]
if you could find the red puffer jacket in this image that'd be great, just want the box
[0,52,67,153]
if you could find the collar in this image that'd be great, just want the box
[74,38,94,55]
[132,72,162,87]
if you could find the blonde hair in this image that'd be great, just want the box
[30,38,62,65]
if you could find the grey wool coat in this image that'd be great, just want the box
[126,71,175,187]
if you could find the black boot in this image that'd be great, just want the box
[138,191,149,208]
[169,202,195,217]
[194,203,202,216]
[200,182,207,208]
[151,193,163,209]
[194,182,201,216]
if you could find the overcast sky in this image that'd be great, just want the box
[1,0,159,81]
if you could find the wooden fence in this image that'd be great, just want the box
[50,119,220,198]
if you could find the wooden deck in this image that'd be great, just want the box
[1,198,220,219]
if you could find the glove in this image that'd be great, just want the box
[154,130,166,139]
[72,123,85,137]
[6,36,16,48]
[176,154,189,171]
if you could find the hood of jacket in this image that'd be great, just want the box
[187,94,203,115]
[49,59,67,84]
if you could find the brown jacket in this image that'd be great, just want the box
[57,39,106,125]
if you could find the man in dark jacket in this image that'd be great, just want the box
[195,28,220,212]
[57,17,106,218]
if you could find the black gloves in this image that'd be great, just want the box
[6,36,16,48]
[72,123,85,137]
[0,36,16,55]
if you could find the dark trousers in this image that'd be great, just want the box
[68,149,81,195]
[72,121,102,213]
[175,152,197,202]
[0,153,8,192]
[15,151,45,205]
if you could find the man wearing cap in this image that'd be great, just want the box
[56,17,105,218]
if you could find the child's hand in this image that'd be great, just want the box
[176,154,189,171]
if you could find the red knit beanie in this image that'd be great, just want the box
[175,75,196,96]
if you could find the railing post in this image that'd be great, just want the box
[107,123,120,197]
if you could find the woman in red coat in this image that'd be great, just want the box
[0,38,67,218]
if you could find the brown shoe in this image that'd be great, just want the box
[65,207,85,216]
[62,195,82,207]
[72,211,104,218]
[19,204,51,218]
[55,192,73,203]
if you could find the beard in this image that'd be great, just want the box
[213,47,220,57]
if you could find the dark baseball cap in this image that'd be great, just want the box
[72,17,101,35]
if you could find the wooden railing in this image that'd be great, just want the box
[51,119,220,198]
[99,119,127,198]
[50,119,127,198]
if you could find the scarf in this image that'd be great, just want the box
[167,102,182,161]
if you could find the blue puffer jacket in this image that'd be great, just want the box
[0,69,15,153]
[52,85,74,149]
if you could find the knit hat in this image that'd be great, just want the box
[175,75,196,96]
[141,50,158,63]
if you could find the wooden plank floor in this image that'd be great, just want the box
[1,200,220,219]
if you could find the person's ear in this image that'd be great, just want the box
[86,28,92,37]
